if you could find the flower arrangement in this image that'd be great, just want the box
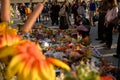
[58,61,100,80]
[0,0,117,80]
[0,0,70,80]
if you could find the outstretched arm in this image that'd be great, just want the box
[21,0,46,33]
[1,0,10,22]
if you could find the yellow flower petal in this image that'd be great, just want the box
[6,26,18,35]
[0,22,7,34]
[39,60,55,80]
[46,62,55,80]
[0,46,16,58]
[31,68,42,80]
[23,58,35,78]
[6,34,21,46]
[38,60,50,80]
[0,22,21,48]
[0,22,18,35]
[0,34,21,48]
[7,54,28,79]
[47,57,70,71]
[18,61,26,75]
[8,54,23,70]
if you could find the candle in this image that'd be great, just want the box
[1,0,10,22]
[21,3,44,33]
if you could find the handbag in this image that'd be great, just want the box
[111,8,120,25]
[110,7,119,25]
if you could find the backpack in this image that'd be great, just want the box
[89,3,97,11]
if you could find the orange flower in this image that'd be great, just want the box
[100,75,114,80]
[0,22,21,48]
[6,40,70,80]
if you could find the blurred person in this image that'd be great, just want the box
[114,23,120,58]
[25,5,32,18]
[81,1,87,17]
[113,1,120,58]
[50,1,60,26]
[77,0,85,17]
[18,3,26,21]
[15,5,20,19]
[65,0,71,16]
[59,2,69,30]
[65,0,72,27]
[96,0,108,43]
[104,0,118,49]
[71,0,79,25]
[81,1,87,10]
[89,0,97,26]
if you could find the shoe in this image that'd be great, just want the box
[113,55,120,58]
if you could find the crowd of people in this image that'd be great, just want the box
[10,0,120,58]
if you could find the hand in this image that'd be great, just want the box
[104,22,109,27]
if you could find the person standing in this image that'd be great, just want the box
[114,23,120,58]
[77,0,85,17]
[104,0,118,49]
[96,0,108,42]
[89,0,97,26]
[50,1,60,26]
[59,2,69,30]
[81,1,87,17]
[113,0,120,58]
[18,3,26,21]
[71,1,79,25]
[65,0,72,27]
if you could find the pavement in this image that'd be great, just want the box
[11,16,119,68]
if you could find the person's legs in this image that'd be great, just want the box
[74,14,77,25]
[117,33,120,56]
[114,24,120,58]
[105,23,114,49]
[89,11,94,26]
[97,19,103,40]
[55,16,59,25]
[97,15,106,42]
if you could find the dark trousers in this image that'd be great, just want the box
[117,33,120,56]
[98,14,105,40]
[105,23,114,48]
[51,16,59,25]
[59,16,68,29]
[73,14,78,25]
[117,25,120,56]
